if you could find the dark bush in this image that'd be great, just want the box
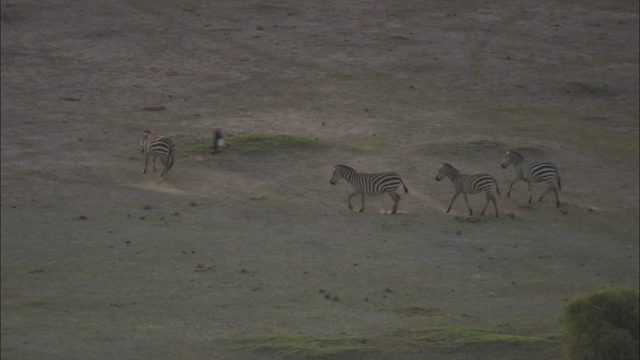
[561,287,639,360]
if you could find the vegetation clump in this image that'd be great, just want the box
[561,287,639,360]
[226,133,324,155]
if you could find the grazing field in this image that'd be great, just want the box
[1,1,638,359]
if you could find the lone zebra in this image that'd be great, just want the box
[500,150,561,207]
[330,164,409,214]
[140,129,176,180]
[435,162,500,218]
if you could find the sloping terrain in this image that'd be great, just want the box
[1,1,638,359]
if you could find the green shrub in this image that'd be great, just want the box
[561,287,639,360]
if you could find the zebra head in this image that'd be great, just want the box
[330,164,354,185]
[501,150,523,169]
[140,129,153,153]
[435,162,457,181]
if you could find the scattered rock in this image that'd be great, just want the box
[77,215,88,220]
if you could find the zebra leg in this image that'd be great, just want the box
[389,193,400,214]
[347,191,359,211]
[538,187,552,202]
[507,179,519,197]
[480,196,490,216]
[492,197,499,217]
[527,181,533,204]
[539,186,560,207]
[152,156,157,172]
[463,193,473,216]
[446,191,461,213]
[143,152,149,174]
[359,192,366,212]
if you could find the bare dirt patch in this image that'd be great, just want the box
[2,1,638,359]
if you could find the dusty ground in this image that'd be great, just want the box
[1,1,638,359]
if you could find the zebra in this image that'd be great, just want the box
[329,164,409,214]
[500,150,561,207]
[435,162,500,218]
[139,129,176,180]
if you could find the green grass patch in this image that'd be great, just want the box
[176,133,326,156]
[127,1,161,16]
[343,136,389,151]
[396,326,560,349]
[226,133,325,155]
[564,81,618,97]
[418,139,506,159]
[235,334,377,359]
[177,2,200,13]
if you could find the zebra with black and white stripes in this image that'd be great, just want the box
[140,129,176,180]
[330,164,409,214]
[435,162,500,218]
[500,150,561,207]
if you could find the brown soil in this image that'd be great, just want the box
[2,1,638,359]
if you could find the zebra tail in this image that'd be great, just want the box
[557,173,562,191]
[400,179,409,194]
[494,178,501,196]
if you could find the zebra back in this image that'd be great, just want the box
[458,173,500,196]
[503,150,560,188]
[332,164,407,196]
[438,163,499,196]
[142,130,175,166]
[150,137,175,168]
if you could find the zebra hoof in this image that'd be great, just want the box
[358,209,365,213]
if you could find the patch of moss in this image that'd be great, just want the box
[235,334,377,358]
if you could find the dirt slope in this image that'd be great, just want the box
[2,1,638,359]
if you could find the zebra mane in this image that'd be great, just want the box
[508,149,523,158]
[442,162,456,169]
[335,164,356,173]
